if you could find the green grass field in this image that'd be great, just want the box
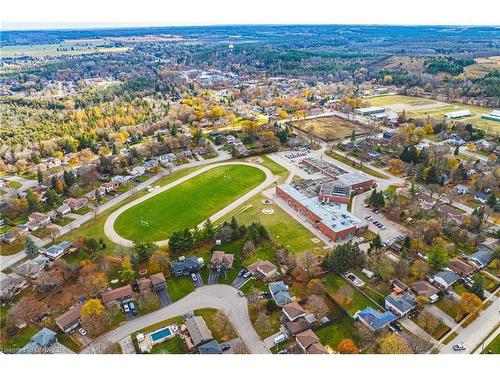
[114,164,266,242]
[324,274,378,315]
[315,316,359,351]
[367,95,498,134]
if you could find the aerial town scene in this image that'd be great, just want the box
[0,1,499,367]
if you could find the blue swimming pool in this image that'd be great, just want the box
[150,327,172,343]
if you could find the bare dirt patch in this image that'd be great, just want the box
[292,116,368,141]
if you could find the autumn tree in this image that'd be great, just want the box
[337,339,359,354]
[149,251,170,274]
[83,272,109,297]
[458,292,482,319]
[379,333,412,354]
[307,294,329,318]
[81,298,108,336]
[121,257,135,282]
[7,296,48,325]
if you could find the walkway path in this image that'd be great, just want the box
[82,284,270,354]
[104,161,276,247]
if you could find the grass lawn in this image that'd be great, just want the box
[0,325,39,353]
[195,308,237,342]
[73,206,92,215]
[7,181,22,190]
[453,283,468,296]
[324,273,377,315]
[434,296,460,321]
[216,194,324,254]
[248,301,282,339]
[481,333,500,354]
[315,316,359,351]
[149,335,186,354]
[31,227,55,239]
[57,333,82,353]
[53,216,75,227]
[114,164,266,242]
[0,189,6,196]
[166,277,195,302]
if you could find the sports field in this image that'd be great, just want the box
[113,164,266,242]
[367,95,498,134]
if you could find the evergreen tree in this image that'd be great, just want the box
[202,219,215,240]
[470,275,485,299]
[36,168,44,184]
[370,234,383,251]
[24,237,39,256]
[487,194,497,208]
[427,244,449,269]
[26,191,41,211]
[454,146,460,156]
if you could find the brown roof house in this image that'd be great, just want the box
[410,281,439,301]
[27,212,51,231]
[282,301,306,322]
[101,284,133,307]
[63,197,89,212]
[150,273,166,291]
[136,278,153,294]
[447,258,475,277]
[295,329,328,354]
[55,305,82,333]
[247,260,277,280]
[210,251,234,270]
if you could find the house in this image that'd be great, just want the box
[27,212,51,231]
[130,166,146,177]
[150,273,166,291]
[170,257,204,277]
[430,270,460,290]
[476,238,499,252]
[18,328,58,354]
[2,228,22,244]
[355,307,397,331]
[247,260,278,280]
[42,241,73,260]
[268,281,293,307]
[159,153,177,164]
[198,340,222,354]
[447,258,475,277]
[454,184,469,195]
[437,204,466,225]
[448,134,465,146]
[390,279,409,294]
[284,317,312,336]
[101,284,133,306]
[63,197,89,211]
[0,272,28,301]
[14,255,48,278]
[295,329,328,354]
[474,192,490,204]
[55,305,82,333]
[384,294,417,317]
[469,250,493,269]
[136,278,153,294]
[185,315,213,347]
[56,203,71,216]
[282,301,306,322]
[410,281,439,301]
[210,251,234,270]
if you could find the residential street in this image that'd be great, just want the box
[0,149,231,271]
[82,284,270,354]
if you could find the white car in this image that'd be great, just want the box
[78,327,87,336]
[123,304,130,313]
[146,185,154,192]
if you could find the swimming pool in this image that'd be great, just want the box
[150,327,173,343]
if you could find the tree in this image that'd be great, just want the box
[81,298,105,318]
[369,234,383,251]
[298,251,319,279]
[379,333,412,354]
[454,146,460,156]
[322,241,362,273]
[416,311,439,333]
[149,251,170,274]
[26,191,41,211]
[306,279,326,296]
[242,240,256,259]
[427,244,449,269]
[388,159,405,175]
[458,292,482,318]
[337,339,359,354]
[83,272,109,297]
[36,168,44,184]
[266,299,279,313]
[7,296,48,325]
[470,275,485,299]
[307,294,329,317]
[24,237,39,256]
[81,298,108,336]
[410,259,430,279]
[132,241,158,263]
[120,258,135,282]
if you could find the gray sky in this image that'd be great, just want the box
[2,0,500,30]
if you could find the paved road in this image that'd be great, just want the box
[83,284,270,354]
[103,161,277,247]
[439,291,500,354]
[0,150,231,271]
[473,325,500,354]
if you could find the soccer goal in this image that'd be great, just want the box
[224,174,232,181]
[140,217,150,227]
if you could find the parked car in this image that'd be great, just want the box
[78,327,87,336]
[129,302,137,315]
[453,343,466,351]
[389,321,403,333]
[238,291,245,297]
[243,271,251,278]
[191,273,198,282]
[273,333,288,345]
[123,304,130,313]
[221,343,231,351]
[238,269,246,277]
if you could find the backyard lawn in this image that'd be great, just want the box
[166,277,195,302]
[149,335,186,354]
[315,316,359,351]
[195,308,237,342]
[114,164,266,242]
[323,273,378,315]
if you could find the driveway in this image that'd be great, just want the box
[232,274,251,289]
[103,161,277,248]
[208,270,220,285]
[192,272,204,288]
[156,287,171,307]
[83,284,270,354]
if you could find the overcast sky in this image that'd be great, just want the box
[2,0,500,30]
